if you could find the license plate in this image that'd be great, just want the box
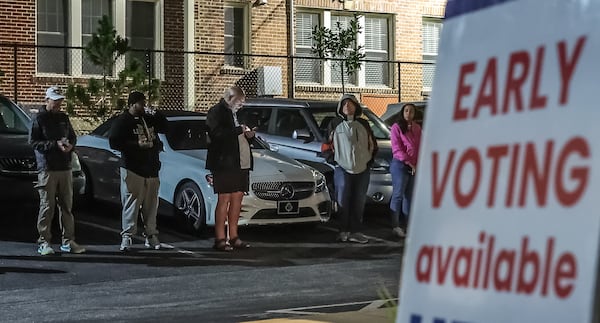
[277,200,299,215]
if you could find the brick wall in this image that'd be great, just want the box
[194,0,446,111]
[0,0,446,116]
[0,0,37,103]
[162,0,185,107]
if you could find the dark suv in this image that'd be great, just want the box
[0,95,85,202]
[237,98,392,206]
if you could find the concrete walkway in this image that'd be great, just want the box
[241,307,395,323]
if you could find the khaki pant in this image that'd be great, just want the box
[120,168,160,238]
[35,170,74,245]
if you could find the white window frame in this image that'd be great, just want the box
[36,0,164,79]
[295,10,392,88]
[223,2,250,69]
[363,15,390,87]
[295,12,321,84]
[422,17,443,93]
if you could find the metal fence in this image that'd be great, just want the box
[0,44,433,133]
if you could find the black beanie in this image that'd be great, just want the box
[128,91,146,105]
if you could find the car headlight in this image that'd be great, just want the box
[371,157,390,172]
[311,169,326,193]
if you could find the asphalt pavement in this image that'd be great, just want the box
[0,201,403,322]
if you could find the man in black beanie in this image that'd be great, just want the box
[109,91,167,251]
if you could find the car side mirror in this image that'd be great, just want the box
[292,129,313,143]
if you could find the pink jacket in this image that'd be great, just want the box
[391,122,421,166]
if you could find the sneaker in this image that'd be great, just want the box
[60,241,86,254]
[348,232,369,244]
[336,231,350,242]
[120,236,132,252]
[37,242,55,256]
[393,227,406,238]
[144,235,161,250]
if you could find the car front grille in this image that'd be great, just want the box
[0,157,37,175]
[251,207,316,219]
[252,181,315,201]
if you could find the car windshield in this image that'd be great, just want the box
[165,118,268,150]
[0,97,30,135]
[362,109,391,140]
[307,107,390,140]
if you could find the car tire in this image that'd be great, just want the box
[174,181,206,234]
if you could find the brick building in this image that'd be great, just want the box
[0,0,445,117]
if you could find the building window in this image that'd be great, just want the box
[224,3,249,68]
[295,11,392,88]
[82,0,112,75]
[422,18,443,93]
[36,0,163,77]
[37,0,68,74]
[295,12,321,84]
[126,0,156,71]
[365,16,389,86]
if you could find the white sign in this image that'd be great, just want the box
[397,0,600,322]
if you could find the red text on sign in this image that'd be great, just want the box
[453,36,587,121]
[431,137,589,208]
[415,231,577,299]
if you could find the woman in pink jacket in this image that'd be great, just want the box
[389,103,421,238]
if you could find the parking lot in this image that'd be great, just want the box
[0,201,402,322]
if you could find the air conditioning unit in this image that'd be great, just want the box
[256,66,283,97]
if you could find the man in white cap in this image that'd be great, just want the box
[29,86,86,255]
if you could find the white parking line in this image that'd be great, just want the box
[77,220,204,258]
[237,299,398,318]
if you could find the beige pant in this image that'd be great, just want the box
[35,170,74,245]
[120,168,160,237]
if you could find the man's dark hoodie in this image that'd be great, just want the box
[29,108,77,171]
[108,110,167,178]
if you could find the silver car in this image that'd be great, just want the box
[237,98,393,206]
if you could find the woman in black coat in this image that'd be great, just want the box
[206,86,255,251]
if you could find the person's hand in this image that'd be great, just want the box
[57,138,73,153]
[410,165,416,175]
[138,139,154,149]
[243,126,256,138]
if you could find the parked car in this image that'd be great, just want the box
[236,98,393,205]
[76,110,331,233]
[380,101,427,127]
[0,94,85,203]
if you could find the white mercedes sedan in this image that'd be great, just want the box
[76,110,331,234]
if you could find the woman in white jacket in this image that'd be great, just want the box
[328,94,377,244]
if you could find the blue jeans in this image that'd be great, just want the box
[389,159,414,228]
[337,167,370,233]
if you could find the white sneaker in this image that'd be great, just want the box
[393,227,406,238]
[38,242,55,256]
[348,232,369,244]
[120,236,132,252]
[144,235,161,250]
[336,231,349,242]
[60,241,86,254]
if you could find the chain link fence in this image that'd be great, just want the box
[0,44,432,134]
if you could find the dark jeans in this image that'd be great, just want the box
[389,158,414,228]
[333,166,344,204]
[337,166,370,233]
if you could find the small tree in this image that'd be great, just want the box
[311,13,365,93]
[66,15,160,124]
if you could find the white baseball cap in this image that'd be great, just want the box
[45,87,65,101]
